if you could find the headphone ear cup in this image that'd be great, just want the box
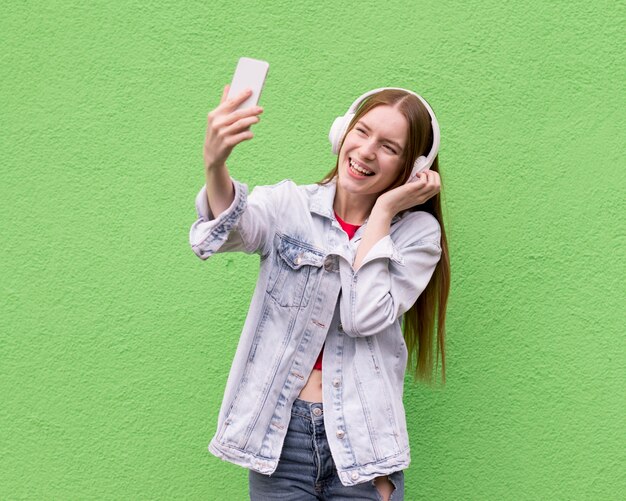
[329,114,353,155]
[409,156,427,179]
[328,117,344,154]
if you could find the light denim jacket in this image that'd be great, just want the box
[189,176,441,487]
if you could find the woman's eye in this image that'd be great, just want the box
[384,145,396,154]
[356,128,366,134]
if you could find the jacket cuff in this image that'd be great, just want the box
[190,179,248,258]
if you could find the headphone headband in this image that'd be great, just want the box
[329,87,440,176]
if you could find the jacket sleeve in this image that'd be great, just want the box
[338,211,442,337]
[189,177,281,259]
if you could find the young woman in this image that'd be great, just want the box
[190,85,450,500]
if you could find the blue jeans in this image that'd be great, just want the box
[248,398,404,500]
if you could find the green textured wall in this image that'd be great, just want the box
[2,1,624,499]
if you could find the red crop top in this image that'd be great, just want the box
[312,211,361,371]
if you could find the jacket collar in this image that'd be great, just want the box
[309,178,337,220]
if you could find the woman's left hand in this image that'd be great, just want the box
[375,170,441,216]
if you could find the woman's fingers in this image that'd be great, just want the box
[409,172,428,190]
[216,87,253,114]
[226,129,255,147]
[213,111,261,139]
[210,89,263,130]
[204,86,262,169]
[426,170,441,192]
[209,88,250,122]
[219,106,263,128]
[223,115,260,137]
[415,170,440,192]
[418,171,440,200]
[401,171,440,206]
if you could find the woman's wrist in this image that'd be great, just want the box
[370,201,396,224]
[204,161,226,174]
[353,204,392,271]
[204,162,234,217]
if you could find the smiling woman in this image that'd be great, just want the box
[191,86,450,500]
[333,105,411,223]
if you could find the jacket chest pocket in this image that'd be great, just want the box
[266,234,324,308]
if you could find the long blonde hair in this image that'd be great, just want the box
[319,89,451,385]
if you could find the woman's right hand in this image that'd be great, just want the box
[203,84,264,170]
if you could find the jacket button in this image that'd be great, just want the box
[338,323,343,332]
[336,429,345,439]
[294,255,302,265]
[332,378,340,387]
[351,471,360,481]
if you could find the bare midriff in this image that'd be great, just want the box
[297,369,323,402]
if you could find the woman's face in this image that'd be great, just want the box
[337,104,409,198]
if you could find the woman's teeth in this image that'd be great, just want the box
[349,159,374,176]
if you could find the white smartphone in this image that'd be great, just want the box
[226,57,269,110]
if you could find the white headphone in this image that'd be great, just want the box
[328,87,441,178]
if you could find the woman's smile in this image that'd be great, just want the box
[347,157,375,178]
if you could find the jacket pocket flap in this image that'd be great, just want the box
[277,236,324,269]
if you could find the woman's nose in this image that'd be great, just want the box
[360,139,377,158]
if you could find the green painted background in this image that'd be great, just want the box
[2,1,624,499]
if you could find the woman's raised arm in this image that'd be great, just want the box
[203,85,264,216]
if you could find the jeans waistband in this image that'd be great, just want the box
[291,397,324,421]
